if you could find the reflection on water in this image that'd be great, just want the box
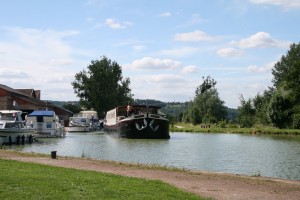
[7,131,300,180]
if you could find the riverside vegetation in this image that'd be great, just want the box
[170,122,300,135]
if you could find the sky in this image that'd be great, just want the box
[0,0,299,108]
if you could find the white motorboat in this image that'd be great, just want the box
[0,110,35,145]
[65,115,91,132]
[66,110,102,132]
[26,110,65,138]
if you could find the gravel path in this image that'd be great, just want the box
[1,150,300,200]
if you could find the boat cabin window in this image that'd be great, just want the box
[0,112,18,120]
[36,116,44,122]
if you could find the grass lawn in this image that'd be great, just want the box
[0,159,206,200]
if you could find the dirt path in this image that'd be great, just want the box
[1,150,300,200]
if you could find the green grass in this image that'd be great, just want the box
[0,159,206,200]
[170,122,300,135]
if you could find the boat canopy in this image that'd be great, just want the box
[28,110,55,117]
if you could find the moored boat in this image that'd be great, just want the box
[78,110,102,131]
[103,105,170,139]
[0,110,35,145]
[26,110,65,138]
[66,110,102,132]
[65,115,91,132]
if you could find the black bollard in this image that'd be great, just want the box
[51,151,57,159]
[28,135,33,144]
[8,136,12,145]
[21,135,25,145]
[16,135,20,145]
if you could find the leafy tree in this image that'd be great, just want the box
[268,89,293,128]
[252,89,273,126]
[194,88,227,123]
[195,76,216,95]
[238,42,300,128]
[72,56,133,118]
[272,43,300,91]
[237,95,255,128]
[183,76,227,124]
[271,42,300,128]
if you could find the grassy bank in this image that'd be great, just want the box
[0,158,205,200]
[170,122,300,135]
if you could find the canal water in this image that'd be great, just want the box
[7,131,300,181]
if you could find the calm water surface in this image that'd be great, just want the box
[8,132,300,180]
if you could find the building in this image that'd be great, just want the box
[0,84,73,125]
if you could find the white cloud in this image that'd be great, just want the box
[249,0,300,9]
[123,57,182,70]
[49,58,74,66]
[246,61,275,73]
[0,27,84,101]
[131,74,196,102]
[105,18,133,29]
[230,32,290,48]
[160,47,199,57]
[217,48,244,57]
[0,68,30,79]
[181,65,199,74]
[175,30,214,42]
[160,12,172,17]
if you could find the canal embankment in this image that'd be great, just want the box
[1,149,300,200]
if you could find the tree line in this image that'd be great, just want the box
[237,42,300,129]
[65,42,299,129]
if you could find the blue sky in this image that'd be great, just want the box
[0,0,299,108]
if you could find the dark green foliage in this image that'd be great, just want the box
[237,95,255,128]
[134,99,167,107]
[72,56,133,118]
[268,89,293,128]
[272,43,300,90]
[195,76,216,96]
[63,102,81,114]
[226,108,238,122]
[252,89,273,125]
[238,42,300,129]
[183,76,227,124]
[268,42,300,128]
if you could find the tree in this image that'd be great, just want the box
[252,89,273,126]
[195,76,216,96]
[271,42,300,128]
[183,76,227,124]
[272,43,300,90]
[268,89,293,128]
[238,42,300,128]
[237,95,255,128]
[72,56,133,118]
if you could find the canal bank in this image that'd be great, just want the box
[6,132,300,180]
[1,149,300,200]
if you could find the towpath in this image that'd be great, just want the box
[1,150,300,200]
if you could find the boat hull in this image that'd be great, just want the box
[65,126,91,132]
[104,116,170,139]
[0,130,35,145]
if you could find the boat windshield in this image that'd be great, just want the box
[0,112,18,121]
